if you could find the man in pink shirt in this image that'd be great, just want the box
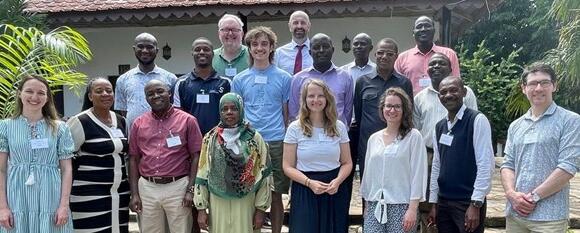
[395,16,460,95]
[128,79,203,233]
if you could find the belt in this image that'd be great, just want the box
[142,174,188,184]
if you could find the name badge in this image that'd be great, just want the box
[111,128,125,138]
[523,132,538,144]
[196,94,210,104]
[225,67,237,77]
[30,138,49,149]
[439,134,454,146]
[383,144,399,155]
[419,78,431,87]
[166,135,182,148]
[254,75,268,84]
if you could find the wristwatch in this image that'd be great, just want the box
[531,192,542,203]
[470,200,483,208]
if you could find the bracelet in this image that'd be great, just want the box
[187,185,195,194]
[305,178,311,188]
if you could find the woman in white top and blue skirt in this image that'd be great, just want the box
[283,79,353,233]
[360,87,428,232]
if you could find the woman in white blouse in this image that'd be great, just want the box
[360,87,428,233]
[283,79,353,233]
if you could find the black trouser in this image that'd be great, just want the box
[436,198,486,233]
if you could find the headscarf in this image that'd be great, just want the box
[195,93,271,199]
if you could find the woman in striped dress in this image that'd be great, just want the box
[66,77,130,233]
[0,75,75,232]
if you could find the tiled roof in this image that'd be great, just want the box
[25,0,347,13]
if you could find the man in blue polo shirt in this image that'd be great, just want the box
[174,37,230,135]
[428,76,494,233]
[231,26,291,233]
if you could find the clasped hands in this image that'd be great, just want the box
[307,178,341,195]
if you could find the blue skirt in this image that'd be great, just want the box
[289,167,349,233]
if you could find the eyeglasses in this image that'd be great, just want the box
[219,28,242,33]
[384,104,402,112]
[525,79,553,88]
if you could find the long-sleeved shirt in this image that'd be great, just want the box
[274,39,313,75]
[429,105,494,203]
[289,64,353,126]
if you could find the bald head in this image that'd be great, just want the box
[354,33,372,44]
[311,33,332,44]
[289,10,310,22]
[353,33,373,62]
[310,33,334,70]
[134,32,157,46]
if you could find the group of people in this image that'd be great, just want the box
[0,10,578,233]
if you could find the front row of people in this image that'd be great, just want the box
[0,61,577,233]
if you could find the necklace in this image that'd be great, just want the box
[92,109,112,127]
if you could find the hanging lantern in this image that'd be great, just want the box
[342,36,351,53]
[162,42,171,60]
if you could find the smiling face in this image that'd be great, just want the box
[144,81,171,112]
[218,17,244,48]
[305,83,327,113]
[289,14,310,41]
[438,77,466,113]
[192,40,214,68]
[382,94,403,125]
[88,79,114,110]
[220,101,240,127]
[249,35,274,65]
[310,35,334,67]
[413,17,435,46]
[19,79,48,113]
[427,54,451,90]
[133,37,158,66]
[522,71,556,109]
[375,41,398,71]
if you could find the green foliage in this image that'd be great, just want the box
[456,0,558,65]
[0,24,93,118]
[0,0,46,29]
[459,41,522,140]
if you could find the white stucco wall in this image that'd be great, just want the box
[63,16,439,116]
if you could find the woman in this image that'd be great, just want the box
[282,79,353,233]
[66,77,130,233]
[0,75,74,232]
[194,93,272,233]
[360,87,428,233]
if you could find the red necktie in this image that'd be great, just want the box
[293,44,305,74]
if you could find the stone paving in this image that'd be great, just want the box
[130,157,580,232]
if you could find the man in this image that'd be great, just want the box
[115,32,177,131]
[213,14,249,79]
[290,33,354,126]
[395,16,460,95]
[427,76,494,233]
[413,52,478,233]
[129,80,203,233]
[341,33,376,84]
[354,38,412,179]
[174,37,231,135]
[274,10,313,75]
[500,62,579,232]
[231,26,292,233]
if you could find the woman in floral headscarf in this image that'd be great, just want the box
[194,93,272,233]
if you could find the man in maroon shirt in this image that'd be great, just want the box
[128,79,203,233]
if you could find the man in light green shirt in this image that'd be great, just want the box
[212,14,249,78]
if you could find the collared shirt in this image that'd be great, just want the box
[413,85,478,148]
[212,45,250,79]
[114,66,177,133]
[429,105,494,203]
[290,64,354,126]
[274,39,313,75]
[394,44,460,95]
[173,71,231,135]
[129,107,202,177]
[354,72,413,164]
[340,60,377,87]
[501,102,580,221]
[232,64,291,142]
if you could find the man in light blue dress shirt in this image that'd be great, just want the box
[274,11,313,75]
[501,62,580,232]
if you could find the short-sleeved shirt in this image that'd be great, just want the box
[129,107,202,177]
[274,39,313,75]
[501,102,580,221]
[354,72,413,163]
[173,71,231,135]
[290,64,354,126]
[212,45,250,79]
[284,120,349,172]
[340,60,377,87]
[413,85,478,148]
[231,64,292,142]
[114,66,177,132]
[394,44,460,95]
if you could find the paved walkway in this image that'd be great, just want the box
[130,157,580,232]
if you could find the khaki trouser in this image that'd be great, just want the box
[506,215,568,233]
[138,176,193,233]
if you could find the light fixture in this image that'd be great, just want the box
[342,36,351,53]
[162,43,171,60]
